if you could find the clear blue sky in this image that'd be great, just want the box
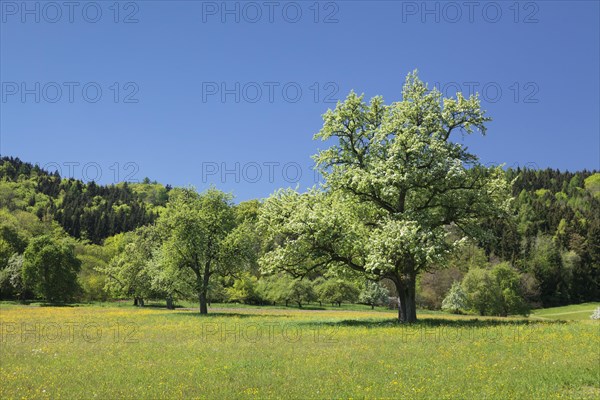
[1,0,599,201]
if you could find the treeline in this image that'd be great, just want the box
[0,156,598,314]
[0,157,167,243]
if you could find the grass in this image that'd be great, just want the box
[0,303,598,399]
[530,302,600,321]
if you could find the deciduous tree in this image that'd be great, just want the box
[22,235,81,302]
[260,72,509,322]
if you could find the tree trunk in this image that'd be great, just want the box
[371,304,374,310]
[133,297,138,306]
[197,263,211,315]
[166,296,174,310]
[390,273,417,323]
[405,273,417,323]
[397,285,407,323]
[199,291,208,314]
[298,302,302,308]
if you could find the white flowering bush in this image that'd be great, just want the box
[590,307,600,320]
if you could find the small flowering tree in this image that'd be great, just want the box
[441,281,467,314]
[359,281,389,309]
[591,307,600,320]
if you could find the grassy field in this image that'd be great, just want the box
[1,303,598,399]
[530,302,600,321]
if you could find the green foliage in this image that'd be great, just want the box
[98,226,161,304]
[0,223,26,271]
[154,187,256,313]
[255,274,317,307]
[486,167,600,306]
[358,281,389,309]
[260,71,510,322]
[491,262,530,316]
[584,173,600,198]
[527,235,570,306]
[316,279,359,306]
[255,274,292,305]
[0,157,164,244]
[22,235,81,302]
[226,273,262,304]
[461,268,502,316]
[287,279,316,308]
[1,152,598,309]
[461,263,529,317]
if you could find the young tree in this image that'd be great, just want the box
[257,274,292,306]
[99,226,158,306]
[287,279,316,308]
[260,72,510,322]
[441,281,467,314]
[22,236,81,302]
[461,268,501,316]
[358,281,389,309]
[461,263,529,317]
[0,254,25,299]
[226,273,261,304]
[491,262,530,317]
[156,187,254,314]
[146,247,194,309]
[317,279,359,306]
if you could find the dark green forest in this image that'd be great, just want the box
[0,156,598,312]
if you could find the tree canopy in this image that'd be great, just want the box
[260,71,510,322]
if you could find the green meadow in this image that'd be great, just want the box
[530,303,600,321]
[1,303,598,399]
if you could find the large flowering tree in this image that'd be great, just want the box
[259,72,510,322]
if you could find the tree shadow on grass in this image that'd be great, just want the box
[164,311,288,319]
[298,317,567,329]
[37,302,77,307]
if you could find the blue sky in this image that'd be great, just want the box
[1,0,599,201]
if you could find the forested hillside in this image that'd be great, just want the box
[0,156,168,243]
[486,168,600,304]
[0,156,598,310]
